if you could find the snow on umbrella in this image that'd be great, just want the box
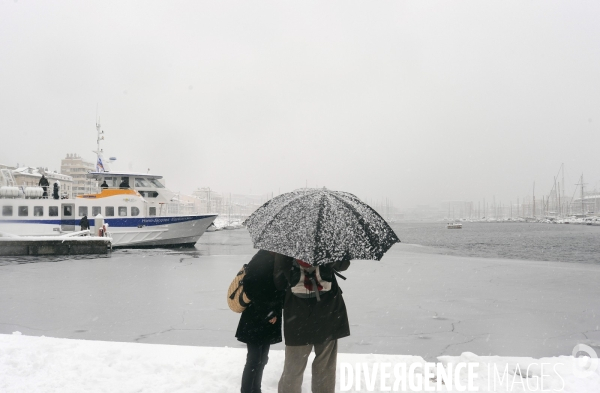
[245,188,400,265]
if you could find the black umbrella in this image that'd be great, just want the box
[245,188,400,265]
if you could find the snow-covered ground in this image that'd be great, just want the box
[1,333,598,392]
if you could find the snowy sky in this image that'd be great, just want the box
[1,1,599,207]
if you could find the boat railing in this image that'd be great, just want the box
[0,182,73,200]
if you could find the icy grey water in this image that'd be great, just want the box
[393,221,600,264]
[2,222,599,267]
[1,223,600,361]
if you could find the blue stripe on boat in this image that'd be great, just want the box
[0,215,215,227]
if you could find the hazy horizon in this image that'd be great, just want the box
[1,1,599,209]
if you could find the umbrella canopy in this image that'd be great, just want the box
[245,188,400,265]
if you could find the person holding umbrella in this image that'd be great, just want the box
[235,250,284,393]
[274,255,350,393]
[244,188,400,393]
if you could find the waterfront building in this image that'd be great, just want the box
[60,154,97,196]
[192,187,224,214]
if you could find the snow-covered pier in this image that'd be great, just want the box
[0,231,111,256]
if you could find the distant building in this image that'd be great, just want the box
[60,153,97,196]
[191,188,269,219]
[12,166,73,198]
[192,187,224,214]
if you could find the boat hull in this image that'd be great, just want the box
[109,215,216,247]
[0,215,217,248]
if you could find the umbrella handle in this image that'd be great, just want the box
[333,270,347,280]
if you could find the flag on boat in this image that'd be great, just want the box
[96,156,105,172]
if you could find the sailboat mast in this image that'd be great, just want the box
[561,163,565,217]
[533,182,536,219]
[581,174,585,217]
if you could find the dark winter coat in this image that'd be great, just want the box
[38,176,49,188]
[274,255,351,346]
[80,216,90,230]
[52,183,59,200]
[235,250,284,345]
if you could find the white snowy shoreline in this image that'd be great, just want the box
[1,333,598,392]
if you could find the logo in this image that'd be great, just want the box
[572,343,598,378]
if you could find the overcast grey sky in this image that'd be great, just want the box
[1,1,599,207]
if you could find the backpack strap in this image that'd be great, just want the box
[229,264,247,300]
[308,276,321,301]
[238,288,250,307]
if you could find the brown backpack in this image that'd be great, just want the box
[227,264,251,313]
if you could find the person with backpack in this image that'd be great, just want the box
[274,255,351,393]
[235,250,284,393]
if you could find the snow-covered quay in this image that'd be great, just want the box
[1,333,598,392]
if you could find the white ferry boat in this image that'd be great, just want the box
[0,123,217,248]
[0,171,217,247]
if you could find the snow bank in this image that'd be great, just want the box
[1,333,598,392]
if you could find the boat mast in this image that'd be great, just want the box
[580,174,585,217]
[561,163,565,218]
[94,119,106,172]
[532,182,535,219]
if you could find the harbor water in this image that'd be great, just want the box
[394,221,600,264]
[1,222,600,360]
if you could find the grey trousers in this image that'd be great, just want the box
[278,340,338,393]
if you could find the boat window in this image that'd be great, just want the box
[135,178,151,187]
[18,206,28,217]
[131,207,140,216]
[63,205,73,217]
[148,179,165,188]
[104,176,119,188]
[79,206,88,217]
[92,206,101,216]
[139,191,159,198]
[119,177,130,189]
[118,207,127,216]
[105,206,114,217]
[34,206,43,216]
[2,206,13,216]
[149,207,156,216]
[49,206,58,216]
